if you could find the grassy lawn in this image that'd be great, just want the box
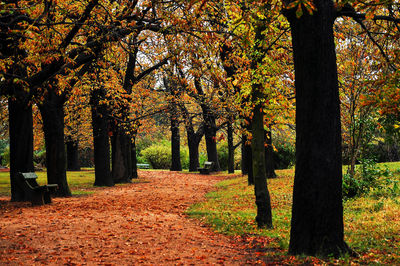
[0,169,146,197]
[188,162,400,264]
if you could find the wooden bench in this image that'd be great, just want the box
[198,161,214,175]
[16,172,58,206]
[137,163,150,169]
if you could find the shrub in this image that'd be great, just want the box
[343,158,399,199]
[217,142,229,171]
[141,143,171,169]
[273,142,295,169]
[180,147,190,170]
[33,150,46,167]
[1,145,9,166]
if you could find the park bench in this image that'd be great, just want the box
[16,172,58,206]
[198,161,214,175]
[137,163,150,169]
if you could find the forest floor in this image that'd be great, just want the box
[0,171,262,265]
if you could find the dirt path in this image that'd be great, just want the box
[0,171,255,265]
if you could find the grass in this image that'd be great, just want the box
[0,169,146,197]
[187,163,400,264]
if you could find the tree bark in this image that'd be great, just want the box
[195,79,221,171]
[131,136,138,179]
[187,129,202,172]
[66,139,80,171]
[203,117,220,171]
[227,121,235,174]
[91,89,113,187]
[251,104,273,228]
[285,0,351,257]
[264,129,277,178]
[242,132,254,185]
[8,97,34,201]
[170,112,182,171]
[39,90,71,197]
[111,128,132,183]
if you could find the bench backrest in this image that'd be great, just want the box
[16,172,40,190]
[21,172,38,179]
[204,161,214,169]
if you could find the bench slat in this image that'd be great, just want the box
[21,172,38,179]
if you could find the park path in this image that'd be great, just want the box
[0,171,256,265]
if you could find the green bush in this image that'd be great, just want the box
[1,145,9,166]
[141,143,171,169]
[180,147,190,170]
[273,142,295,169]
[343,158,399,199]
[33,150,46,167]
[217,142,229,171]
[140,140,197,170]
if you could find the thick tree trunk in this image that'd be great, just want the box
[131,137,138,179]
[66,139,80,171]
[265,130,276,178]
[8,98,34,201]
[91,89,113,187]
[227,122,235,174]
[204,121,220,172]
[111,128,132,183]
[251,105,273,228]
[187,129,201,172]
[285,0,351,257]
[170,114,182,171]
[39,91,71,197]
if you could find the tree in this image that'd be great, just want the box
[284,0,400,256]
[284,0,351,257]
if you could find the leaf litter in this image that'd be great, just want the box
[0,171,261,265]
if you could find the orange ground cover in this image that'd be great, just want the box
[0,171,260,265]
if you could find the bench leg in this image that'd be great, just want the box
[43,192,52,204]
[31,192,45,206]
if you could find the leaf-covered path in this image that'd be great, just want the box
[0,171,254,265]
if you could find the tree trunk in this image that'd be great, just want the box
[227,121,235,174]
[66,139,80,171]
[111,128,132,183]
[285,0,351,257]
[131,137,138,179]
[265,129,276,178]
[195,78,220,172]
[39,90,71,197]
[187,129,201,172]
[204,121,220,172]
[91,89,113,187]
[8,98,34,201]
[251,104,273,228]
[170,114,182,171]
[242,133,254,185]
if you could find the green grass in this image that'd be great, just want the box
[0,169,145,197]
[187,164,400,264]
